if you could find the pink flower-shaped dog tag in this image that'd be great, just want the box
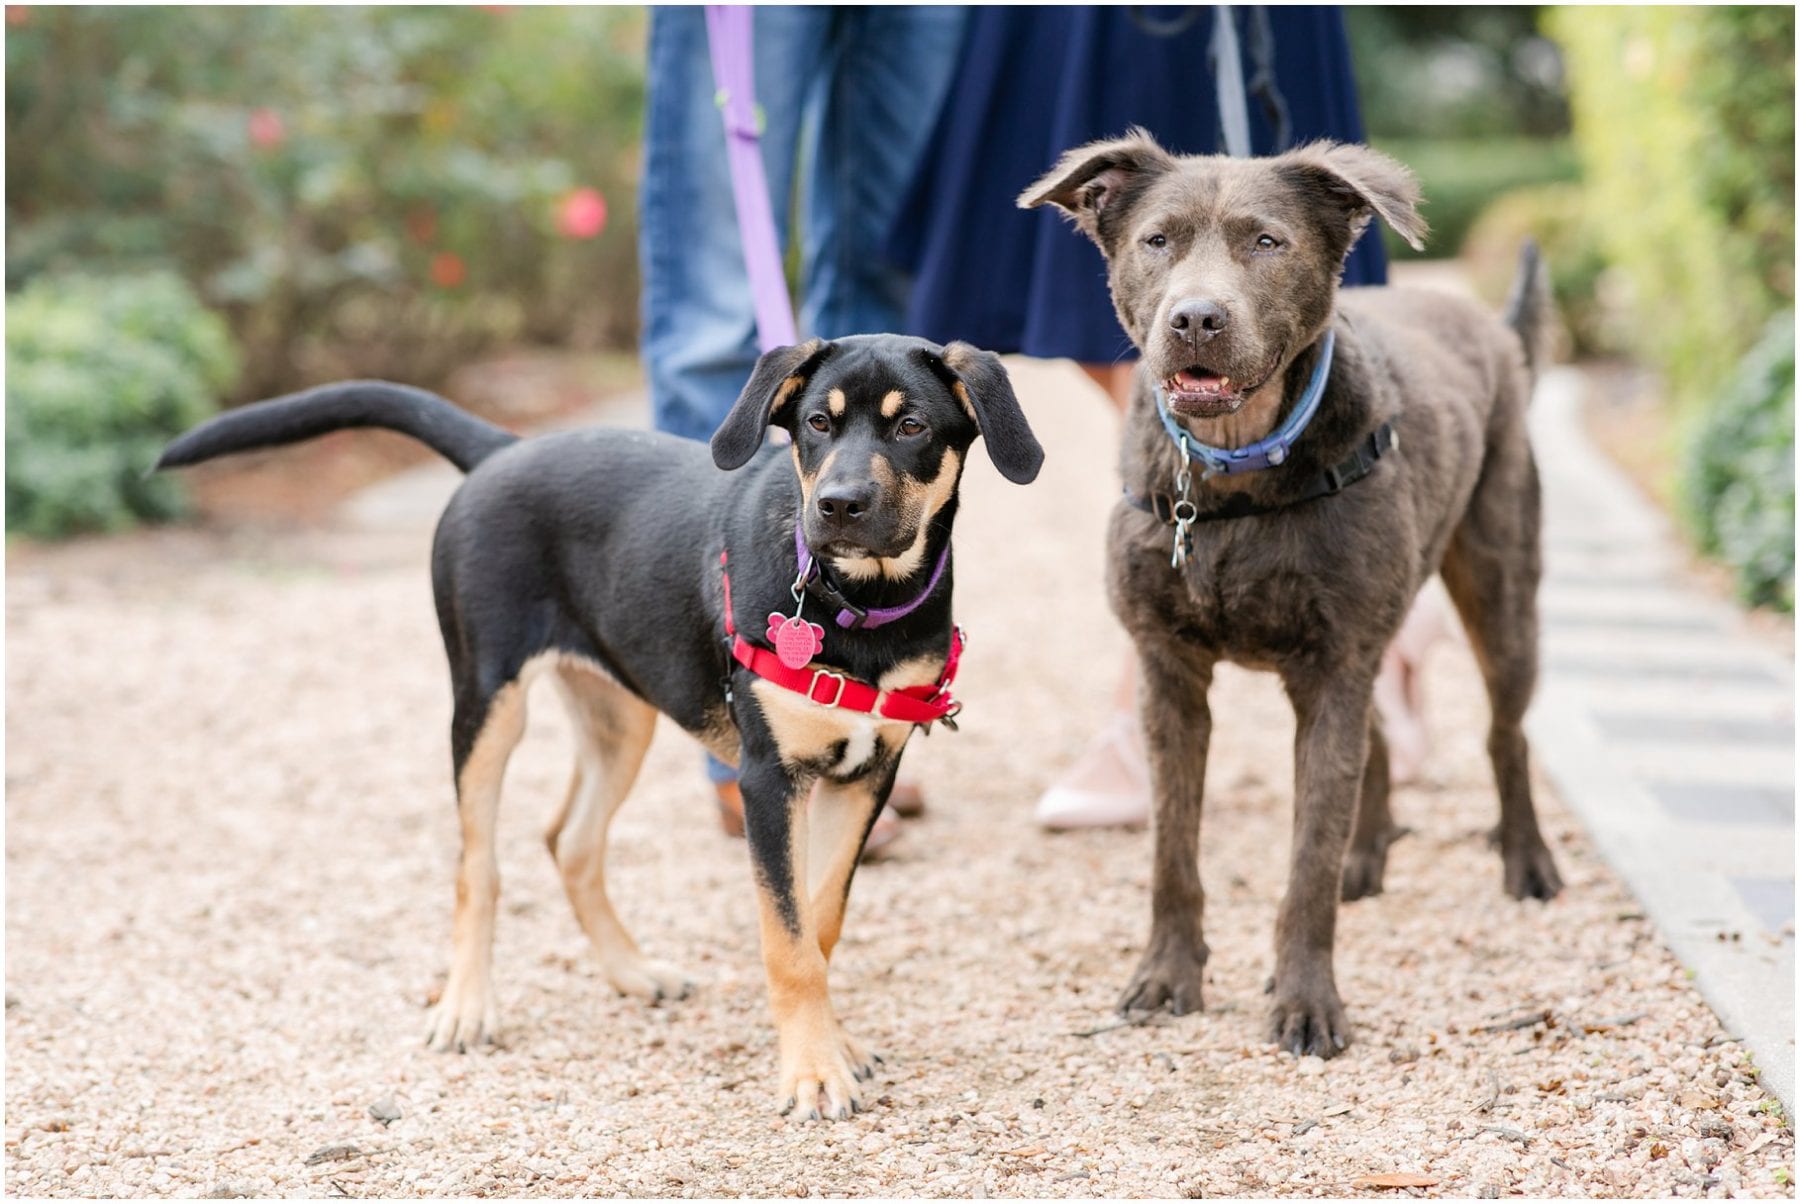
[767,612,825,670]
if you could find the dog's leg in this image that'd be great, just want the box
[1119,646,1214,1016]
[1269,672,1373,1058]
[426,680,528,1052]
[1440,446,1563,901]
[545,666,693,1003]
[804,770,892,1083]
[1341,719,1403,901]
[740,756,865,1121]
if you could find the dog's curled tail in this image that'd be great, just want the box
[1502,239,1552,382]
[156,380,518,474]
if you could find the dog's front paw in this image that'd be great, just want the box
[424,977,498,1053]
[602,954,695,1004]
[777,1037,865,1121]
[1118,936,1209,1016]
[1267,976,1349,1059]
[835,1023,883,1083]
[1501,837,1564,901]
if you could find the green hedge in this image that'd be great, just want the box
[6,273,238,539]
[6,7,645,400]
[1681,315,1795,612]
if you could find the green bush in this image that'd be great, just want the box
[1371,136,1581,261]
[1681,315,1795,612]
[6,273,239,539]
[1544,7,1794,413]
[5,7,645,400]
[1460,183,1618,360]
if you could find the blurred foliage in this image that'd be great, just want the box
[1547,6,1793,609]
[1681,315,1794,612]
[1461,182,1616,360]
[1345,8,1575,261]
[6,272,239,539]
[6,6,645,400]
[1545,5,1794,413]
[1372,135,1578,260]
[1347,7,1570,141]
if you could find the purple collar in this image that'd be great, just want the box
[794,523,950,630]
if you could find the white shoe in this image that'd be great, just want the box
[1035,714,1152,830]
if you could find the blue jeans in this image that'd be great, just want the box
[638,6,969,442]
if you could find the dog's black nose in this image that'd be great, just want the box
[815,484,872,528]
[1169,300,1229,344]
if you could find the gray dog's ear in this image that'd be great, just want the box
[711,338,835,470]
[1276,141,1428,253]
[1016,127,1176,244]
[920,343,1044,485]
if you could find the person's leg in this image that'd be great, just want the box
[640,8,832,807]
[799,7,969,340]
[639,8,826,442]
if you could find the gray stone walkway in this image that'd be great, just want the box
[1527,366,1795,1111]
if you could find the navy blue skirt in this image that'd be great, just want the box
[892,6,1386,364]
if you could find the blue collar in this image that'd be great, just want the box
[1155,328,1336,476]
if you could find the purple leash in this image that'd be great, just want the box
[705,6,798,352]
[795,524,949,630]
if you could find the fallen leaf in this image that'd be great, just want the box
[1649,1142,1670,1160]
[1354,1173,1441,1189]
[1679,1093,1719,1110]
[1324,1103,1354,1117]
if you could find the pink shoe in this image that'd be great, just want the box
[1035,714,1152,830]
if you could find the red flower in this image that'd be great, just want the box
[430,252,466,288]
[247,107,285,151]
[556,187,607,240]
[5,7,31,27]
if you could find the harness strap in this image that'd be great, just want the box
[719,551,964,726]
[1126,421,1397,527]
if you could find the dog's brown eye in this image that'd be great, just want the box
[1146,233,1168,250]
[1255,234,1281,252]
[807,413,830,433]
[897,417,926,438]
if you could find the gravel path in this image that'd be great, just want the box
[7,359,1794,1197]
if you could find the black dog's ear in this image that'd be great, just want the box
[1016,127,1176,245]
[923,343,1044,485]
[1275,141,1428,253]
[711,338,834,470]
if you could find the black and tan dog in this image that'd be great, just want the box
[157,334,1042,1119]
[1020,132,1562,1058]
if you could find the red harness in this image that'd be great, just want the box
[719,551,964,727]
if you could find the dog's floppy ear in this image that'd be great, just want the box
[711,338,835,470]
[1275,141,1428,253]
[922,343,1044,485]
[1016,127,1176,245]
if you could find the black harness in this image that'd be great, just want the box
[1125,421,1397,555]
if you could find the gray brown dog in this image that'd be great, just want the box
[1020,131,1563,1058]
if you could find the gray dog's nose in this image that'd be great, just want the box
[816,484,872,528]
[1169,299,1229,344]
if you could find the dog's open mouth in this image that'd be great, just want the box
[1162,352,1281,417]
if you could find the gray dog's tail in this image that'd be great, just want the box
[156,380,519,474]
[1502,239,1552,382]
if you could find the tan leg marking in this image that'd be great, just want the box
[878,389,906,418]
[426,679,530,1052]
[754,783,871,1120]
[545,663,692,1002]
